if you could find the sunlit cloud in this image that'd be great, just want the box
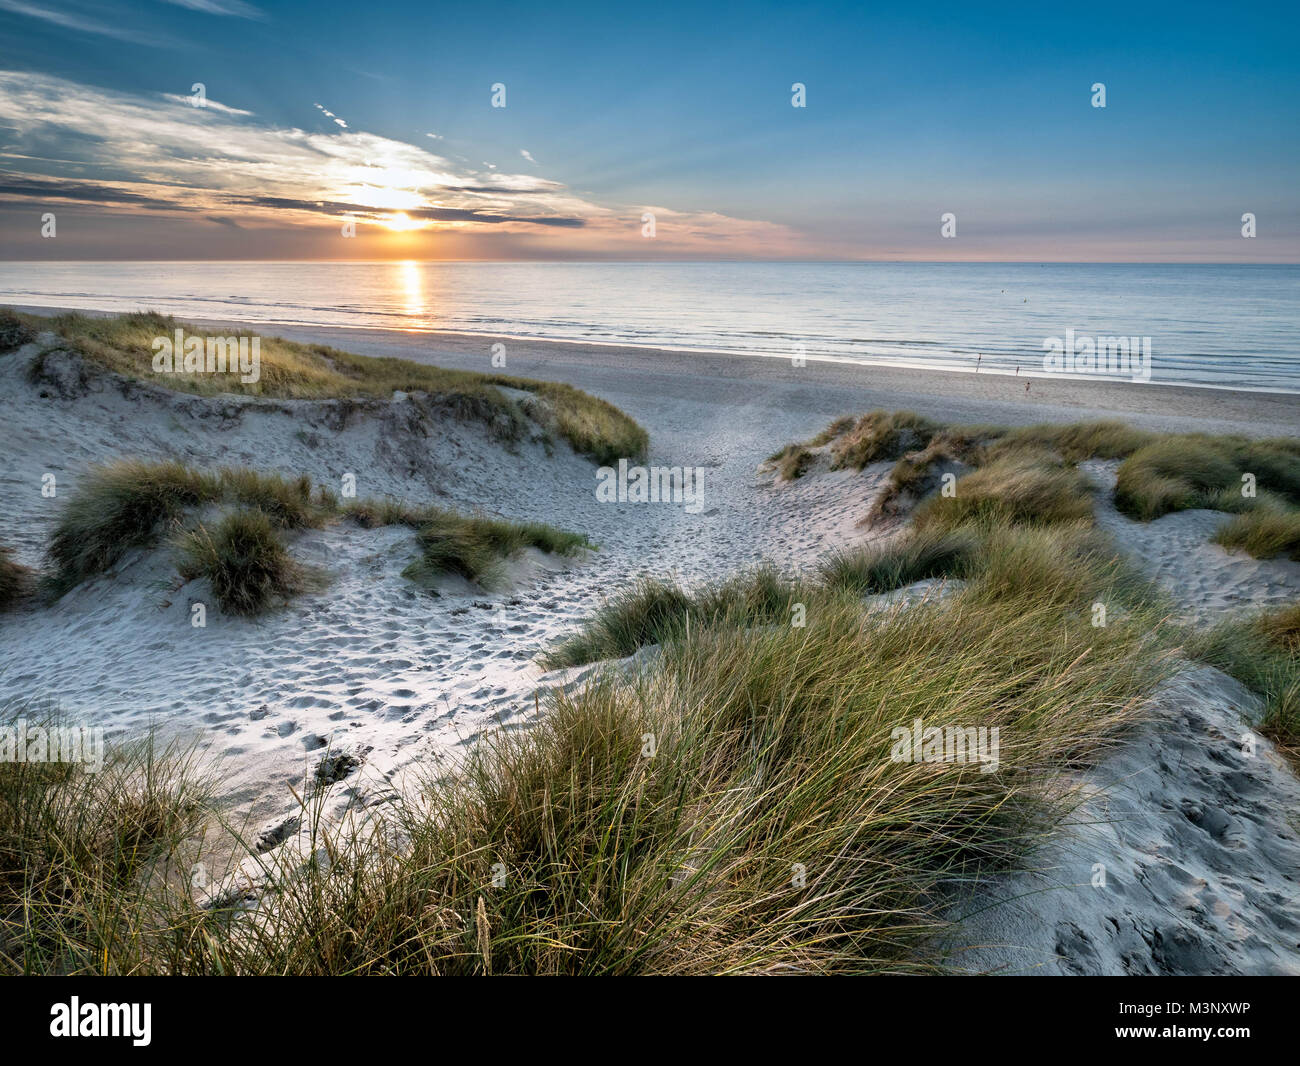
[0,69,803,256]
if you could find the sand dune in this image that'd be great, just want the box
[2,318,1298,974]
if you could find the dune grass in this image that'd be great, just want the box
[827,410,939,471]
[913,452,1095,532]
[540,566,800,669]
[177,509,308,616]
[45,462,590,610]
[1113,434,1300,521]
[0,308,34,352]
[0,545,32,611]
[765,443,815,480]
[1,513,1175,974]
[781,412,1300,560]
[1186,603,1300,761]
[3,409,1286,974]
[818,528,978,594]
[0,710,212,975]
[1212,508,1300,561]
[16,310,647,464]
[47,460,220,592]
[405,512,592,586]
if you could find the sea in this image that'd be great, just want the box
[1,261,1296,392]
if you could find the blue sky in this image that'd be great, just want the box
[0,0,1296,259]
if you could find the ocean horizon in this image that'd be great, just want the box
[3,260,1297,393]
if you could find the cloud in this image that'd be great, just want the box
[314,102,347,128]
[0,0,164,43]
[520,149,537,165]
[159,0,265,18]
[0,69,801,254]
[0,173,184,209]
[161,93,253,116]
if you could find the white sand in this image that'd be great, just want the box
[1,318,1298,973]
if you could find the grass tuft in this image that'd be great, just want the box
[0,544,33,611]
[1212,509,1300,561]
[406,512,592,587]
[0,710,212,975]
[47,460,219,591]
[819,528,978,594]
[178,509,306,616]
[1186,604,1300,761]
[829,410,938,471]
[913,453,1094,532]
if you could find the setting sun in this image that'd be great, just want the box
[381,212,424,232]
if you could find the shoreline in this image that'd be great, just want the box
[12,300,1300,397]
[12,302,1300,440]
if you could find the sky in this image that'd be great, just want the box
[0,0,1296,261]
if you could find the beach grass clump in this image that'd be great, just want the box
[342,497,442,529]
[1186,604,1300,760]
[1255,602,1300,655]
[16,310,647,463]
[766,443,815,481]
[541,566,802,669]
[46,461,592,607]
[47,460,220,591]
[0,544,33,611]
[0,712,211,975]
[1212,508,1300,561]
[984,420,1154,463]
[819,528,978,594]
[1114,435,1300,521]
[177,509,306,616]
[405,512,593,587]
[912,453,1094,533]
[0,308,34,353]
[829,410,938,471]
[216,468,328,530]
[808,415,856,446]
[45,460,328,592]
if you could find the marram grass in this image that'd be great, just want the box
[15,309,647,464]
[44,461,590,614]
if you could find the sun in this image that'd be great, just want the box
[381,212,424,232]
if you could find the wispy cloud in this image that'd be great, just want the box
[0,0,162,43]
[159,0,264,18]
[161,93,253,116]
[520,149,537,165]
